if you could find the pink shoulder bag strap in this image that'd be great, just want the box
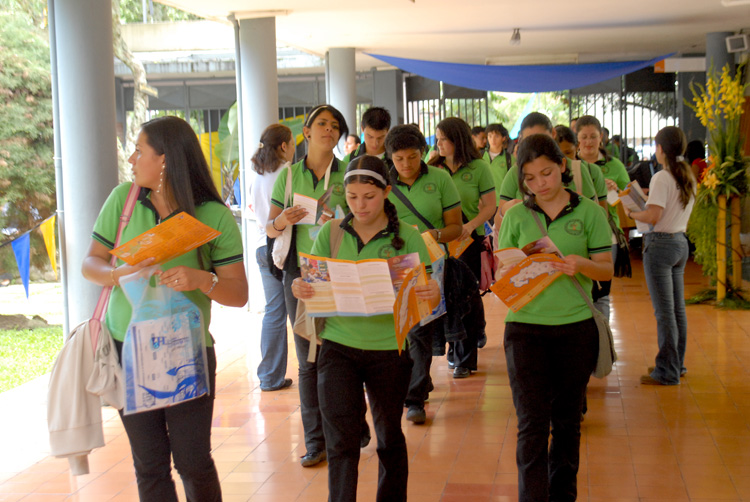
[89,183,140,351]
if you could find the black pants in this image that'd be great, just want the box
[504,319,598,502]
[317,340,412,502]
[115,341,221,502]
[405,322,435,408]
[451,237,484,370]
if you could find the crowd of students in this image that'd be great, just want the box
[86,105,698,502]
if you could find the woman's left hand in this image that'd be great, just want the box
[460,223,475,241]
[605,178,619,192]
[552,255,586,277]
[415,279,441,308]
[317,203,335,225]
[157,266,207,292]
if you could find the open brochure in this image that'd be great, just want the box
[490,237,565,312]
[294,185,336,226]
[111,212,221,265]
[618,180,652,233]
[394,263,431,353]
[298,251,428,318]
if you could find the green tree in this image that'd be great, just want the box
[118,0,199,23]
[0,10,55,274]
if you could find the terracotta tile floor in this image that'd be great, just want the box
[1,254,750,501]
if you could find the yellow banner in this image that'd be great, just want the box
[39,215,58,279]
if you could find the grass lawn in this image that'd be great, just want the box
[0,327,63,393]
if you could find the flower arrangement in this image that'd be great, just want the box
[686,63,749,298]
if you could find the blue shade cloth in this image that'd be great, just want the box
[11,232,30,298]
[366,53,670,93]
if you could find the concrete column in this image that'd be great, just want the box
[52,0,119,328]
[373,69,404,127]
[677,71,706,143]
[706,32,734,78]
[326,48,357,141]
[237,16,279,311]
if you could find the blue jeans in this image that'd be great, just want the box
[283,268,326,454]
[504,319,598,502]
[643,232,689,385]
[317,340,412,502]
[255,246,289,390]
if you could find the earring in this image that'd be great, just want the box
[156,164,165,194]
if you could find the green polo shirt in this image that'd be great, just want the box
[499,191,611,326]
[271,157,349,263]
[439,158,495,236]
[499,158,607,203]
[483,150,513,204]
[605,142,620,160]
[311,219,432,351]
[92,183,244,345]
[388,163,461,232]
[342,144,386,164]
[597,156,630,227]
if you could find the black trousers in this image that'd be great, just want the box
[317,340,412,502]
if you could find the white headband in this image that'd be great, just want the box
[345,169,387,186]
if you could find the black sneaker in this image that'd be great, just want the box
[300,450,327,467]
[453,367,471,379]
[477,332,487,348]
[260,378,293,392]
[406,406,426,424]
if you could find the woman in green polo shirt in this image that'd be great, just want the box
[265,104,356,468]
[499,134,613,502]
[82,116,248,502]
[575,115,630,320]
[385,124,462,424]
[292,156,439,502]
[428,117,496,378]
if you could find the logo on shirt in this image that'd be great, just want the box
[565,219,584,236]
[461,172,473,182]
[378,245,396,259]
[424,182,437,194]
[331,182,344,197]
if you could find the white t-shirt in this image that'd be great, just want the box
[647,170,695,233]
[248,162,287,249]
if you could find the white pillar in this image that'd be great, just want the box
[326,48,357,142]
[52,0,119,328]
[237,16,279,311]
[706,32,734,78]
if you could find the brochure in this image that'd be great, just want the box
[394,263,430,353]
[111,212,221,265]
[293,185,336,226]
[618,180,652,233]
[448,235,473,258]
[490,237,565,312]
[298,251,425,318]
[421,231,445,262]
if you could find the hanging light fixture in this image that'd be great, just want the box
[510,28,521,46]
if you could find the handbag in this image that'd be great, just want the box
[529,209,617,378]
[271,165,294,269]
[292,219,346,362]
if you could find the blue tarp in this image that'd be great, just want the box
[366,53,671,93]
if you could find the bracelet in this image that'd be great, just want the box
[204,272,219,295]
[436,228,442,242]
[111,267,118,287]
[272,217,283,232]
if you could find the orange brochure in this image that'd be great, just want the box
[490,247,564,312]
[393,263,430,354]
[111,212,221,265]
[447,235,473,258]
[421,231,445,262]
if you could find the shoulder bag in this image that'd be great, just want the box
[529,209,616,378]
[271,165,294,269]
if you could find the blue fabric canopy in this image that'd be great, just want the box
[366,53,670,93]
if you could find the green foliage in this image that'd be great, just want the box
[0,11,55,273]
[118,0,201,24]
[687,193,718,279]
[0,0,48,28]
[0,326,63,393]
[488,91,570,132]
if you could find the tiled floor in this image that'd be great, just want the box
[1,253,750,501]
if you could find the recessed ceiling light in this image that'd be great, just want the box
[721,0,750,6]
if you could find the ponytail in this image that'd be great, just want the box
[384,199,405,250]
[655,126,695,209]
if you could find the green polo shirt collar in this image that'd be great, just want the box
[389,161,430,189]
[340,214,392,253]
[302,155,340,190]
[527,189,581,227]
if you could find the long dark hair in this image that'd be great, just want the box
[516,134,573,207]
[428,117,480,169]
[251,124,293,175]
[655,126,695,208]
[140,116,223,216]
[344,155,404,250]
